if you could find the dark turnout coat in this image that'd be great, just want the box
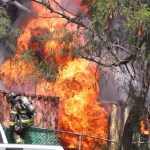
[9,96,35,144]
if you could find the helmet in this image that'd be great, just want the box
[6,92,17,103]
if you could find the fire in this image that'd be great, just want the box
[0,1,108,149]
[55,59,108,149]
[140,120,149,135]
[0,54,38,92]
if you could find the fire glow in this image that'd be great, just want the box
[140,120,149,135]
[0,1,108,149]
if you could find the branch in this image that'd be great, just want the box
[125,64,135,80]
[39,16,63,18]
[81,53,130,80]
[107,46,120,62]
[31,0,88,28]
[81,53,111,67]
[112,54,134,67]
[113,44,133,54]
[81,51,135,68]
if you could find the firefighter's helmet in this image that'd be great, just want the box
[6,92,17,103]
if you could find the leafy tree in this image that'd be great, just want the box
[29,1,150,150]
[0,6,20,51]
[21,49,58,81]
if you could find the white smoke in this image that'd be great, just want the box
[60,0,81,15]
[99,67,129,102]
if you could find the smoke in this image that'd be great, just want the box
[0,1,132,101]
[0,45,13,90]
[60,0,81,15]
[13,1,36,28]
[0,0,29,91]
[99,67,129,102]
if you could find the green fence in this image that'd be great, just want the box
[2,126,60,145]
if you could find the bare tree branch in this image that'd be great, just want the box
[113,44,133,54]
[39,15,63,18]
[107,46,120,62]
[81,53,111,67]
[112,54,134,67]
[81,53,130,80]
[125,64,135,80]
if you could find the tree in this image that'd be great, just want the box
[1,0,150,149]
[0,5,20,51]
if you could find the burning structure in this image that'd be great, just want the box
[0,90,124,150]
[0,1,109,150]
[2,0,149,150]
[1,0,150,150]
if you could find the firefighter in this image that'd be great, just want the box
[6,92,36,144]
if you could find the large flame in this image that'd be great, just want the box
[55,59,108,149]
[0,1,108,149]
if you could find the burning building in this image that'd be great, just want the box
[0,1,110,150]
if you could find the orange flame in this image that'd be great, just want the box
[55,59,108,149]
[0,1,108,149]
[140,120,149,135]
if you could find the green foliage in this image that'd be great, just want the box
[61,31,74,43]
[31,32,53,44]
[131,132,149,150]
[123,4,150,32]
[21,50,58,82]
[21,49,36,61]
[72,46,83,58]
[80,0,150,64]
[20,27,82,81]
[38,60,58,82]
[0,7,21,51]
[89,0,118,30]
[59,47,69,58]
[88,0,150,32]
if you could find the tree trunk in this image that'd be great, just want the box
[148,121,150,149]
[121,95,146,150]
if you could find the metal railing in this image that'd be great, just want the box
[33,126,115,150]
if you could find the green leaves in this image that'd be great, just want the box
[123,3,150,33]
[21,49,58,82]
[21,50,36,62]
[91,0,118,27]
[0,7,21,52]
[0,8,11,39]
[38,60,58,81]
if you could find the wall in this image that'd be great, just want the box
[0,90,59,129]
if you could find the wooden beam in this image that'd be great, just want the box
[109,104,120,150]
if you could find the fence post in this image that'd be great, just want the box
[78,135,82,150]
